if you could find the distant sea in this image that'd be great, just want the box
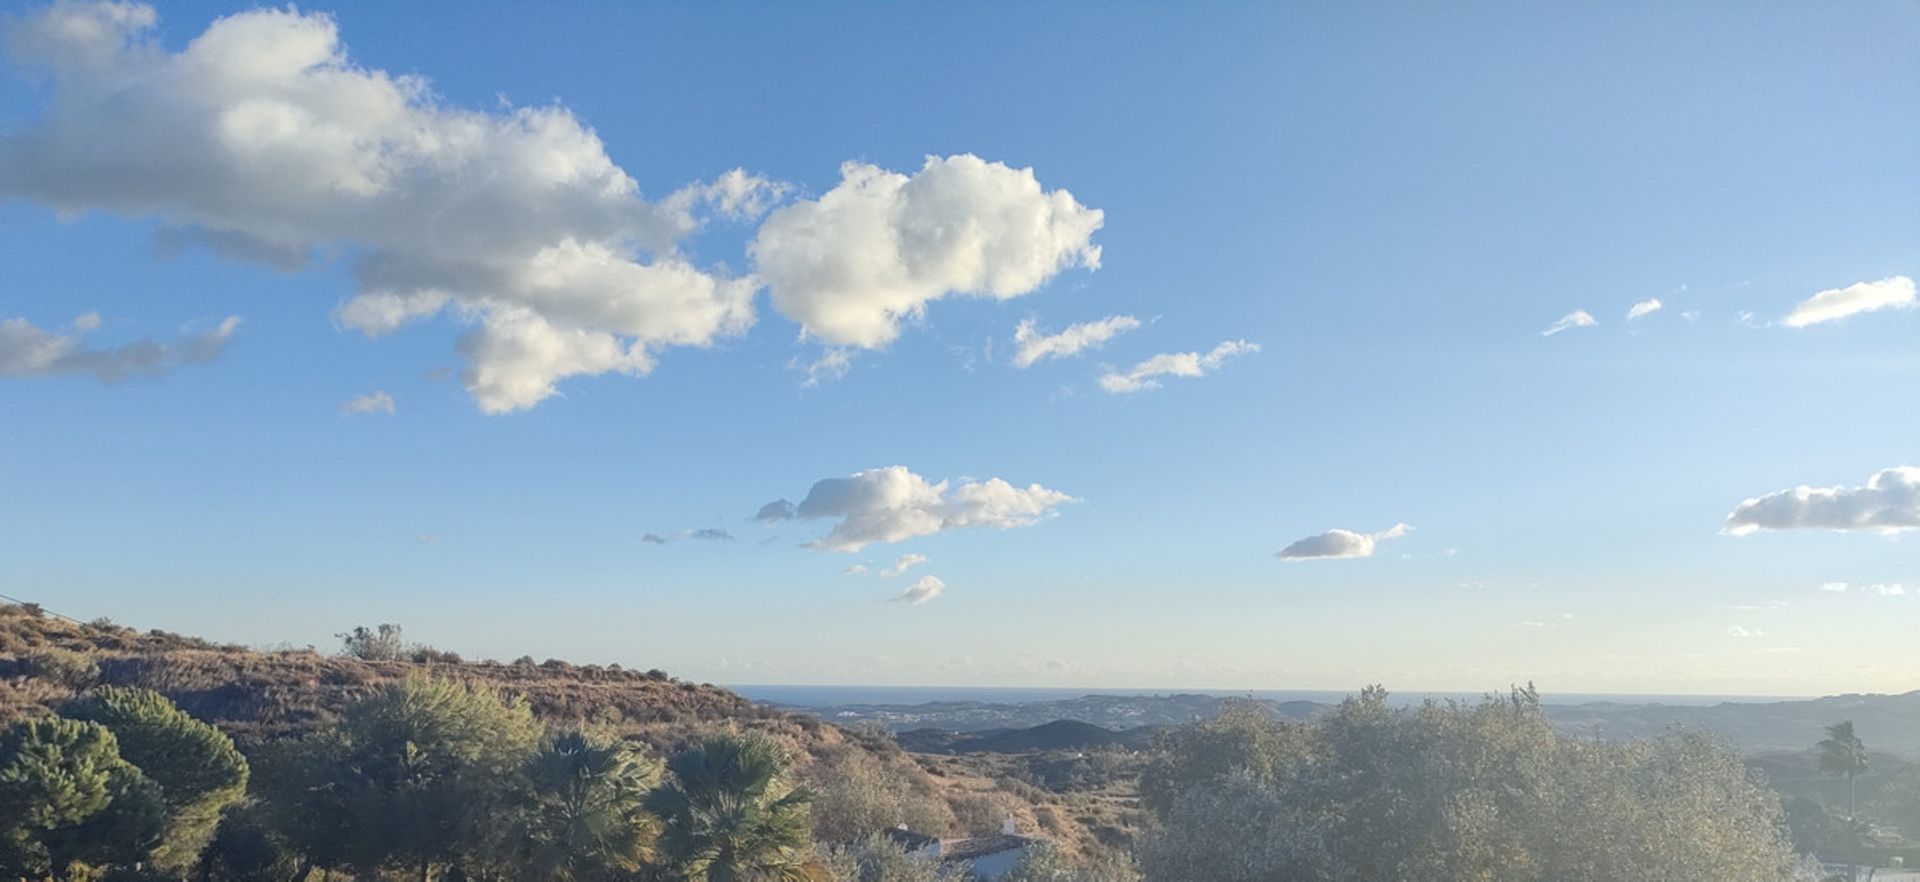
[727,685,1808,708]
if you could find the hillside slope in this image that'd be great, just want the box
[0,604,1118,857]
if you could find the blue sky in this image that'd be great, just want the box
[1,1,1917,695]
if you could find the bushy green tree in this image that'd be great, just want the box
[647,732,822,882]
[513,730,663,881]
[1139,687,1800,882]
[65,686,248,872]
[1000,843,1140,882]
[253,675,542,882]
[0,717,166,880]
[808,748,951,845]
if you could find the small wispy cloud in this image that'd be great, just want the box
[342,390,396,415]
[1277,523,1412,561]
[1726,625,1767,639]
[891,574,945,605]
[1726,600,1789,611]
[642,527,736,546]
[1783,275,1915,328]
[793,349,852,388]
[843,564,869,576]
[1518,613,1575,629]
[1626,298,1663,321]
[1012,315,1140,367]
[1540,310,1597,336]
[1099,340,1257,394]
[880,553,929,578]
[1819,582,1850,593]
[1,313,240,382]
[415,533,440,544]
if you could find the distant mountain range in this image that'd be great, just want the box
[775,690,1920,758]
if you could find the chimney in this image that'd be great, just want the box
[1001,815,1018,836]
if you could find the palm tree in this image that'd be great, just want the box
[515,731,663,881]
[1819,721,1870,819]
[645,732,823,882]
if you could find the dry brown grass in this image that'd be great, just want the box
[0,604,1117,853]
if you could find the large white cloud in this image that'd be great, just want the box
[751,155,1103,349]
[1098,340,1257,394]
[0,2,765,413]
[1782,276,1915,328]
[754,465,1073,552]
[1724,466,1920,536]
[1012,315,1139,368]
[1277,523,1412,561]
[0,312,239,381]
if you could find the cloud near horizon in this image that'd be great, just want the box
[1723,466,1920,536]
[0,312,239,381]
[1098,340,1257,393]
[1782,276,1915,328]
[1277,523,1413,561]
[752,155,1103,350]
[754,465,1073,552]
[1012,315,1140,368]
[892,574,945,605]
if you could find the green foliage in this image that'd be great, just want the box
[198,804,302,882]
[22,649,101,691]
[648,731,824,882]
[0,717,165,879]
[1137,698,1314,817]
[253,675,542,880]
[1139,687,1801,882]
[513,730,663,881]
[65,686,249,872]
[337,623,413,661]
[816,835,958,882]
[808,748,952,845]
[1000,843,1140,882]
[1817,720,1869,818]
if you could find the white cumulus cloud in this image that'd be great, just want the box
[0,3,760,413]
[892,575,945,605]
[0,313,239,381]
[1724,466,1920,536]
[755,465,1073,552]
[1783,276,1915,328]
[1012,315,1139,368]
[1098,340,1257,394]
[880,553,929,578]
[1540,310,1597,336]
[341,390,395,415]
[752,154,1103,349]
[1277,523,1412,561]
[1626,299,1663,320]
